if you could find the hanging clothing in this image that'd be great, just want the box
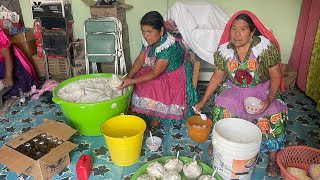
[131,32,198,122]
[0,30,39,97]
[166,2,229,64]
[289,0,320,92]
[306,19,320,112]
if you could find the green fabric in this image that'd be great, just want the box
[306,19,320,112]
[143,33,184,72]
[214,36,281,87]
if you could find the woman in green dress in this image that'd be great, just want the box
[119,11,198,129]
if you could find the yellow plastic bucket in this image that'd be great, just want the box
[101,114,146,166]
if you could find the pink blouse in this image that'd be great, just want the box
[0,30,11,62]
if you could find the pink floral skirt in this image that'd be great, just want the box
[131,65,187,120]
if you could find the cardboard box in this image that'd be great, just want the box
[31,54,71,80]
[0,5,20,23]
[9,29,35,43]
[48,57,71,78]
[0,6,21,36]
[72,39,85,60]
[0,119,77,180]
[100,63,115,73]
[31,54,46,78]
[72,66,85,77]
[73,59,85,67]
[89,0,133,22]
[282,64,297,89]
[9,29,37,61]
[30,0,73,20]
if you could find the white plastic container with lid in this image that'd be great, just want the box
[212,118,262,180]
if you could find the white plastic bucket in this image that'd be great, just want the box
[212,118,262,180]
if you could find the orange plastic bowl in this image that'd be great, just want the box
[186,115,213,143]
[276,145,320,180]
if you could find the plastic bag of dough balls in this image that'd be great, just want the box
[109,74,123,89]
[286,167,311,180]
[161,171,181,180]
[164,158,184,173]
[146,161,165,179]
[137,174,156,180]
[183,160,202,179]
[308,164,320,180]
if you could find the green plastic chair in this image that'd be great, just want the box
[84,17,127,75]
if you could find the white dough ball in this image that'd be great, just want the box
[146,161,165,179]
[164,158,183,173]
[183,160,202,179]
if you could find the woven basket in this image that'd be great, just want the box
[276,145,320,180]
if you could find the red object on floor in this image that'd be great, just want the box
[76,154,92,180]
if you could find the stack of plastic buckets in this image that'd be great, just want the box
[211,118,262,179]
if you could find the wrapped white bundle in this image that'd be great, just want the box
[109,74,123,88]
[57,81,85,102]
[146,162,165,179]
[161,171,181,180]
[164,158,183,173]
[183,160,202,179]
[137,174,156,180]
[198,175,217,180]
[57,77,128,103]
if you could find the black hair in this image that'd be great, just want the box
[234,13,261,36]
[140,11,165,31]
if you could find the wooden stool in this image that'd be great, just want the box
[0,87,12,109]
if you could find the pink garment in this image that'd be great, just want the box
[288,0,320,92]
[131,37,188,120]
[131,65,187,120]
[0,30,11,62]
[218,10,285,92]
[215,80,287,122]
[0,30,39,83]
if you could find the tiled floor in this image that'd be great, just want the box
[0,84,319,180]
[0,98,18,117]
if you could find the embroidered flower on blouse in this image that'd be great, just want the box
[247,58,257,70]
[234,69,253,85]
[227,60,238,71]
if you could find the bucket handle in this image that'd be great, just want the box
[52,96,63,104]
